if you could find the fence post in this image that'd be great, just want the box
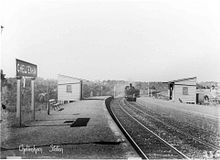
[47,102,50,115]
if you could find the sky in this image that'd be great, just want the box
[1,0,220,82]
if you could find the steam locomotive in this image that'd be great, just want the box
[124,83,140,102]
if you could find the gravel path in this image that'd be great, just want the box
[138,97,220,119]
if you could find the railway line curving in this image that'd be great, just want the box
[127,100,220,151]
[107,97,190,159]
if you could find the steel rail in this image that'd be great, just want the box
[106,98,149,159]
[131,101,220,151]
[136,101,219,137]
[119,99,191,160]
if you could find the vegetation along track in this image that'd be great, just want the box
[124,99,220,158]
[108,97,190,159]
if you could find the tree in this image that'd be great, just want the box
[1,69,7,88]
[150,85,156,90]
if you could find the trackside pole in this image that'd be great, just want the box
[31,78,35,120]
[16,76,21,127]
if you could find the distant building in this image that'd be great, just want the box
[168,77,197,104]
[196,89,210,104]
[58,74,83,104]
[196,83,220,104]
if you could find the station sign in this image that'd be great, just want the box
[16,59,37,77]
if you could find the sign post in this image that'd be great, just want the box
[31,78,35,120]
[16,76,21,127]
[16,59,37,126]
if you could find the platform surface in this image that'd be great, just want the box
[1,98,139,159]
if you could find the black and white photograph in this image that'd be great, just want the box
[1,0,220,159]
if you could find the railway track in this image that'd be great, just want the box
[125,100,220,151]
[108,97,190,159]
[136,101,220,137]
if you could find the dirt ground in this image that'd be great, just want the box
[138,97,220,119]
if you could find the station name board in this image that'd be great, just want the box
[16,59,37,77]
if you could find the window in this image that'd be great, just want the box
[182,87,188,95]
[66,85,72,93]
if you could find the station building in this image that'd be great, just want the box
[58,74,83,104]
[168,77,197,104]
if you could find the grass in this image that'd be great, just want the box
[1,103,48,127]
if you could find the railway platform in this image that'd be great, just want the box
[1,97,139,159]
